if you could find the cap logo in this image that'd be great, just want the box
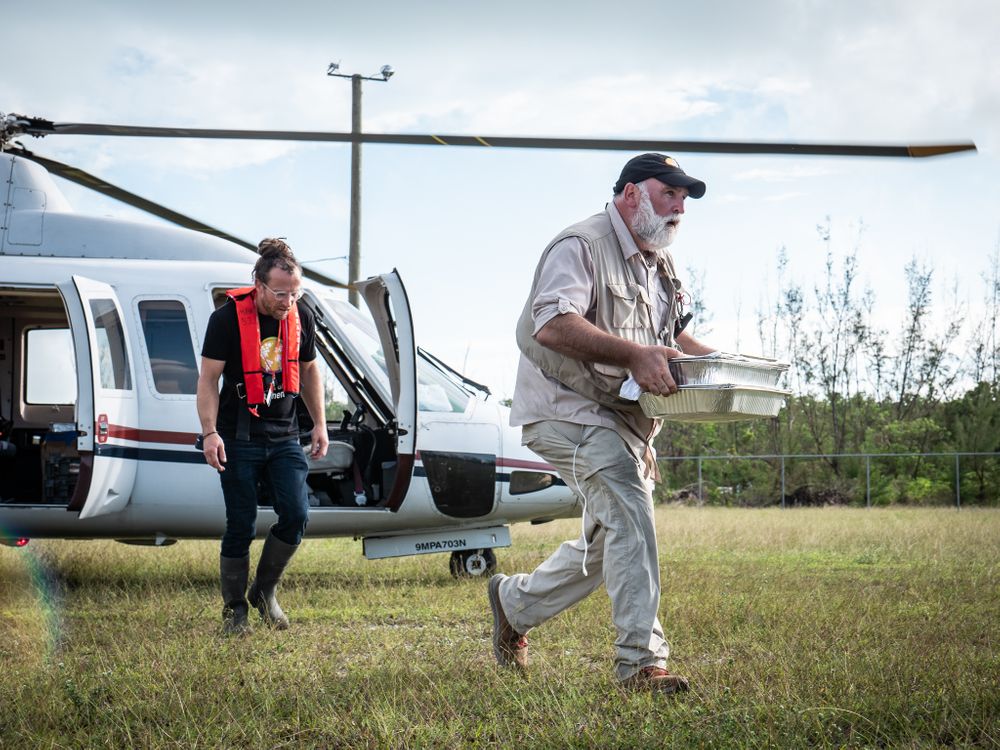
[663,157,679,168]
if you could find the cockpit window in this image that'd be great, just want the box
[416,354,475,413]
[325,299,471,414]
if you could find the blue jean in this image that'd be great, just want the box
[218,437,310,558]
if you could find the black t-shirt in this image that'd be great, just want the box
[201,300,317,441]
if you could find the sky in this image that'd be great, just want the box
[3,0,999,399]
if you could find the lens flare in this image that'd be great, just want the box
[0,527,65,662]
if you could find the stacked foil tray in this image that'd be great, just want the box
[639,353,790,422]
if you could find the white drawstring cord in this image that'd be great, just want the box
[571,443,590,576]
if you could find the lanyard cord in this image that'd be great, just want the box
[570,443,590,577]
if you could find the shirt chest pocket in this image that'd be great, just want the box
[607,282,650,329]
[656,284,676,325]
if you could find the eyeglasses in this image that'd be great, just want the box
[260,281,303,302]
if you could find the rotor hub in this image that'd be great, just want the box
[1,113,54,149]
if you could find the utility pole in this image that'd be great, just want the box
[327,62,393,307]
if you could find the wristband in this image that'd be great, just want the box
[194,431,218,450]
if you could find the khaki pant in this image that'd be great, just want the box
[498,420,669,680]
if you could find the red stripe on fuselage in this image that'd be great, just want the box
[104,424,197,445]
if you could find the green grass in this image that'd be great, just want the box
[2,508,998,748]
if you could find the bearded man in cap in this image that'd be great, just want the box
[489,154,716,693]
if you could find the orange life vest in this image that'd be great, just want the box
[225,286,301,414]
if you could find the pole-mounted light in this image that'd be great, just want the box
[326,61,394,306]
[327,62,394,83]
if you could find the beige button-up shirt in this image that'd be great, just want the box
[510,201,678,467]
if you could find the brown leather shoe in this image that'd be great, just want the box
[620,666,690,694]
[488,574,528,670]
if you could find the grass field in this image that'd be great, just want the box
[2,507,998,748]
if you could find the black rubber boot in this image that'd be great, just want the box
[247,532,298,629]
[220,554,251,636]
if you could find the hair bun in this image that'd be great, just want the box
[257,237,292,258]
[252,237,301,283]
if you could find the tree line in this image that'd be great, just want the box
[656,221,1000,506]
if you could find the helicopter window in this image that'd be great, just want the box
[315,356,350,422]
[211,288,241,310]
[508,471,555,495]
[417,355,473,413]
[24,328,77,404]
[326,300,392,394]
[137,301,199,395]
[326,300,470,414]
[89,299,132,391]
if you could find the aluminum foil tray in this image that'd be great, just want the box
[668,353,789,388]
[639,384,789,422]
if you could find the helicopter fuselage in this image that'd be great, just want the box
[0,152,577,570]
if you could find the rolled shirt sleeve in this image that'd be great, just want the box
[530,236,596,335]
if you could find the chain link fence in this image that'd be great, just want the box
[657,452,1000,507]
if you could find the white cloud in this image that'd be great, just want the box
[734,165,838,182]
[4,0,997,397]
[367,73,722,137]
[763,191,807,203]
[713,194,750,204]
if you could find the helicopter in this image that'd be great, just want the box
[0,112,976,576]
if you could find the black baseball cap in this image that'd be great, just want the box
[613,153,706,199]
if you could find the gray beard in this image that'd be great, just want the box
[631,185,678,249]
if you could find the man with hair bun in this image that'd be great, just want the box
[197,237,329,635]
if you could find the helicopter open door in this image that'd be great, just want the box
[354,270,417,511]
[56,276,138,519]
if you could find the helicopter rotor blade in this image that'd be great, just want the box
[301,265,350,290]
[12,115,977,158]
[10,145,258,251]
